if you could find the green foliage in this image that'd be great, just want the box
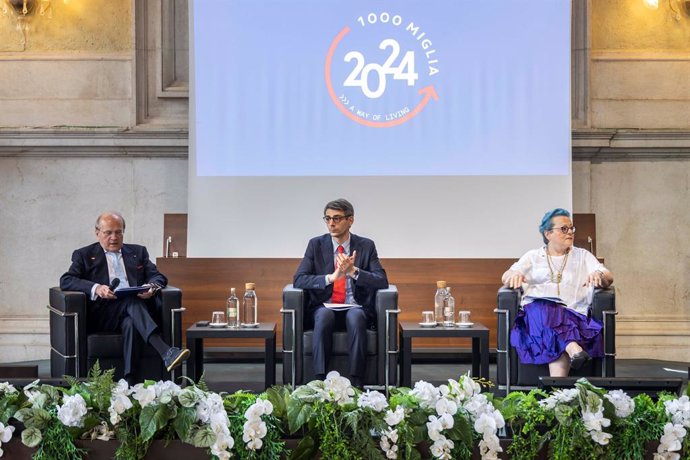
[502,389,552,460]
[31,412,86,460]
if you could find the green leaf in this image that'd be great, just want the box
[445,414,473,447]
[139,404,172,442]
[290,435,317,460]
[21,426,42,448]
[287,397,314,434]
[265,386,288,419]
[177,389,198,408]
[172,406,196,442]
[16,407,52,429]
[191,426,215,448]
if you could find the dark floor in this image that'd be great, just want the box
[4,356,688,395]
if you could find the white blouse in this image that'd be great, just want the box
[509,246,606,315]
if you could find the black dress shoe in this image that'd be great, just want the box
[570,350,592,370]
[163,347,190,372]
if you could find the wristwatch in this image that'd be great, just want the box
[351,267,360,279]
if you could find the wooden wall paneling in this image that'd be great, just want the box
[156,258,514,351]
[162,213,188,257]
[573,213,596,254]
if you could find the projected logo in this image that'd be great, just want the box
[325,12,440,128]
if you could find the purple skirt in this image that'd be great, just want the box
[510,299,604,365]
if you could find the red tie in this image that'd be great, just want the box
[331,245,346,303]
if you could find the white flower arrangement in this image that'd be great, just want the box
[604,389,635,418]
[108,379,133,426]
[410,380,441,410]
[242,398,273,451]
[656,395,690,460]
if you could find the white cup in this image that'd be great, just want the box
[421,311,434,324]
[211,311,226,324]
[458,310,471,324]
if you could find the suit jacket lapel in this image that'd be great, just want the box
[90,244,110,285]
[121,245,139,286]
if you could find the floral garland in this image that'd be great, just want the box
[0,371,688,459]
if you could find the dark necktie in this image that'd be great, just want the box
[331,245,346,303]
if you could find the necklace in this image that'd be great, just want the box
[545,246,570,296]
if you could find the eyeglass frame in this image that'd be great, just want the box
[549,225,576,234]
[322,215,352,224]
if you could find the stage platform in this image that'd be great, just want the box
[3,355,688,394]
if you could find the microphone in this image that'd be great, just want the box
[109,278,120,292]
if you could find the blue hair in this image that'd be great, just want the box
[539,208,571,244]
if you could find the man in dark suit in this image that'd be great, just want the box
[294,199,388,387]
[60,211,189,383]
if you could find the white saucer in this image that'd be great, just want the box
[419,322,437,328]
[456,322,474,328]
[241,322,260,328]
[209,322,228,328]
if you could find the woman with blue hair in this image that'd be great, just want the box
[501,208,613,376]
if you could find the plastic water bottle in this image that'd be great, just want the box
[434,281,448,324]
[243,282,258,326]
[226,287,240,328]
[444,287,456,327]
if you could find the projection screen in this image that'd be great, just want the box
[188,0,572,258]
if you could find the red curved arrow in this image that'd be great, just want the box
[324,27,438,128]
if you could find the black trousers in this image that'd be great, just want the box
[89,296,160,377]
[312,306,367,378]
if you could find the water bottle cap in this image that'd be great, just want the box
[230,287,236,294]
[436,280,447,288]
[245,282,256,290]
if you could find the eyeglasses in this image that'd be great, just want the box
[323,215,351,224]
[98,229,124,237]
[550,226,576,234]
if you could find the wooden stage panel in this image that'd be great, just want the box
[156,258,513,350]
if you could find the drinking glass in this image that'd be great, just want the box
[211,311,226,324]
[421,311,434,324]
[458,310,471,324]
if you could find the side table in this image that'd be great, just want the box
[186,322,276,389]
[399,321,490,387]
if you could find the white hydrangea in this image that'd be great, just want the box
[357,390,388,412]
[604,389,635,418]
[410,380,440,410]
[0,421,16,458]
[57,393,88,428]
[665,396,690,427]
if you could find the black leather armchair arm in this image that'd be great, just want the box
[375,286,399,387]
[281,284,305,387]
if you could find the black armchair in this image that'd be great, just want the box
[48,286,184,382]
[281,284,399,388]
[495,287,616,393]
